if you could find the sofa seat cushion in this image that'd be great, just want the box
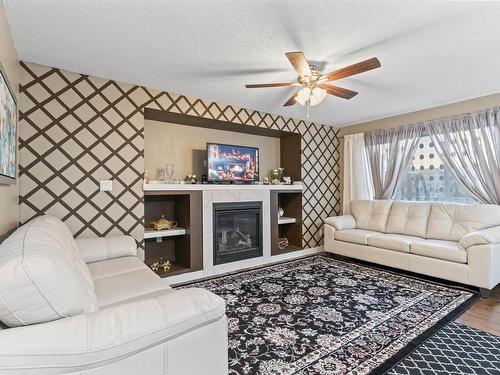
[367,234,422,253]
[0,215,98,327]
[104,287,177,308]
[94,268,171,307]
[334,229,382,245]
[410,239,467,264]
[88,256,147,280]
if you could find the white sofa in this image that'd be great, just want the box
[325,200,500,296]
[0,215,228,375]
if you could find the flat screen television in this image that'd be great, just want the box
[0,67,17,185]
[207,143,259,183]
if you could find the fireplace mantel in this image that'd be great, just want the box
[144,183,303,191]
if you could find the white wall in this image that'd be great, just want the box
[0,3,19,235]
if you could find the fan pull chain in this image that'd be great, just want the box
[306,99,311,118]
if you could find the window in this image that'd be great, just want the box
[395,135,473,203]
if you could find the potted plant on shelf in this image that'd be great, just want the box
[271,167,284,185]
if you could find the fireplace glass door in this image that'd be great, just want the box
[213,201,263,265]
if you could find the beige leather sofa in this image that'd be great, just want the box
[0,215,228,375]
[325,200,500,296]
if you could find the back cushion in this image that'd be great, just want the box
[0,215,98,327]
[350,200,393,232]
[426,202,500,241]
[386,201,432,238]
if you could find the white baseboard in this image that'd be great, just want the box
[270,246,324,263]
[165,246,325,285]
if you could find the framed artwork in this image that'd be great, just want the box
[0,65,17,185]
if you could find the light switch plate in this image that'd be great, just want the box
[100,180,113,192]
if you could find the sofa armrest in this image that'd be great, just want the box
[325,215,356,231]
[75,235,138,263]
[0,288,226,375]
[460,225,500,250]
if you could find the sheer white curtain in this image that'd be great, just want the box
[343,133,374,213]
[428,107,500,204]
[364,125,424,199]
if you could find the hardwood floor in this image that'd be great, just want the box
[456,285,500,336]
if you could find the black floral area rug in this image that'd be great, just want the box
[183,256,477,374]
[387,322,500,374]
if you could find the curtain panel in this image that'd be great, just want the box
[427,107,500,204]
[343,133,374,213]
[364,125,424,199]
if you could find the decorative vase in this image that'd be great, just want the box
[277,237,289,250]
[271,167,284,184]
[278,207,284,218]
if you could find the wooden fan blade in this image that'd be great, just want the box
[283,90,300,106]
[285,51,312,78]
[319,84,358,99]
[245,82,293,88]
[321,57,381,81]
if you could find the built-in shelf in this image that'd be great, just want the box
[278,217,296,225]
[144,228,186,239]
[144,191,202,279]
[153,263,192,278]
[277,244,302,254]
[271,190,303,256]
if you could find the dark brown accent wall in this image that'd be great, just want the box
[18,62,341,248]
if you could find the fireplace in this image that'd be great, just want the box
[213,201,263,265]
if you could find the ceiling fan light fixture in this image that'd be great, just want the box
[309,87,327,106]
[245,52,381,110]
[295,87,311,105]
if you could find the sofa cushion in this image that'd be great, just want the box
[334,229,381,245]
[385,202,432,238]
[459,225,500,249]
[411,239,467,264]
[0,216,98,327]
[88,256,147,280]
[324,215,356,231]
[350,200,393,232]
[426,202,500,241]
[93,268,171,307]
[367,234,421,253]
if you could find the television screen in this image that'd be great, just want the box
[0,68,16,182]
[207,143,259,182]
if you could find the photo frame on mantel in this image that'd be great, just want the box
[0,61,17,185]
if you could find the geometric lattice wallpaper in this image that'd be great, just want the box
[19,62,341,249]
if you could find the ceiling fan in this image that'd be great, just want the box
[245,51,381,117]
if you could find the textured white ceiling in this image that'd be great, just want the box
[4,0,500,127]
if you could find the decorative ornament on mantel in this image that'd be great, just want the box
[271,167,284,185]
[150,258,172,273]
[245,51,381,118]
[147,215,178,231]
